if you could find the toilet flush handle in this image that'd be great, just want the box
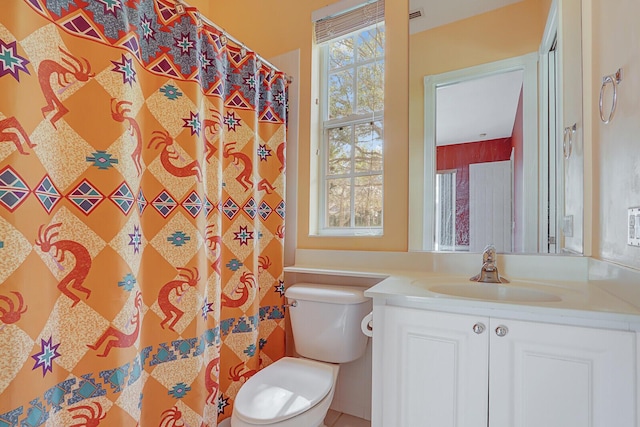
[284,299,298,308]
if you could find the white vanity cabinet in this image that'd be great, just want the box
[374,304,637,427]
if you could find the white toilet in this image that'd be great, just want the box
[230,283,371,427]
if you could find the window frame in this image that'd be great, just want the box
[317,23,385,236]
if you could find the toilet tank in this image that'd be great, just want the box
[285,283,372,364]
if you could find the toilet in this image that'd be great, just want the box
[230,283,371,427]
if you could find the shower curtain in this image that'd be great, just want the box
[0,1,287,425]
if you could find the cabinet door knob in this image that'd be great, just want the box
[472,323,486,334]
[495,325,509,337]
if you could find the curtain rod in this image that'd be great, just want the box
[175,0,291,82]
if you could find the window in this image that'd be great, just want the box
[316,1,385,235]
[435,170,457,251]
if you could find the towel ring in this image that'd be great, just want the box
[563,123,576,159]
[599,68,622,124]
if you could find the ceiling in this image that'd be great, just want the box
[436,70,524,146]
[409,0,523,34]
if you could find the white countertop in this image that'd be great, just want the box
[285,250,640,331]
[363,272,640,331]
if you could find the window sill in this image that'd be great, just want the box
[313,228,383,237]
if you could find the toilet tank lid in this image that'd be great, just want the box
[285,283,369,304]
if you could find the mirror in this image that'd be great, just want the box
[408,0,584,254]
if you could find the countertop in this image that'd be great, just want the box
[363,271,640,331]
[285,251,640,331]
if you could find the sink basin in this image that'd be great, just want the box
[427,282,562,303]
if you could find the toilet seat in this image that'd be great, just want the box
[234,357,335,425]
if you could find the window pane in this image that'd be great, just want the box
[355,121,383,173]
[327,178,351,227]
[354,175,382,227]
[328,127,352,175]
[356,60,384,114]
[356,27,384,62]
[329,37,354,70]
[435,172,456,251]
[329,69,354,119]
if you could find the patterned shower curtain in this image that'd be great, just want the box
[0,1,287,425]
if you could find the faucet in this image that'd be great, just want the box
[470,245,509,283]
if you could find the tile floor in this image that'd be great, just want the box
[324,409,371,427]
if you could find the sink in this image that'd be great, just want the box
[426,282,562,303]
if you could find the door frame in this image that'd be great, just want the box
[420,53,539,252]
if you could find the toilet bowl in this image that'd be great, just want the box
[230,284,371,427]
[231,357,339,427]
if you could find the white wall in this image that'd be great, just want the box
[591,0,640,268]
[268,49,300,267]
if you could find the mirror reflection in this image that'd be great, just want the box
[434,70,524,253]
[408,0,583,254]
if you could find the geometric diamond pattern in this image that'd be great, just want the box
[67,179,105,215]
[222,198,239,220]
[151,190,177,218]
[243,198,257,219]
[258,201,273,221]
[110,182,135,215]
[0,166,30,212]
[137,188,147,215]
[181,191,202,218]
[34,175,62,213]
[204,198,214,217]
[275,200,285,219]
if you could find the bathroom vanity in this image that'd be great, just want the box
[285,249,640,427]
[366,276,640,427]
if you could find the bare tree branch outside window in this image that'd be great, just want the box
[323,24,385,231]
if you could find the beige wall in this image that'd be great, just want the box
[409,0,545,193]
[194,0,409,251]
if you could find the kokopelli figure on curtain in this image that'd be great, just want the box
[37,47,94,128]
[35,223,92,307]
[203,109,222,162]
[277,141,285,172]
[67,401,106,427]
[221,271,255,308]
[87,291,143,357]
[159,406,186,427]
[157,267,200,331]
[148,130,202,181]
[204,356,220,404]
[111,99,143,176]
[229,361,257,383]
[205,224,222,274]
[0,291,27,329]
[0,116,36,155]
[223,141,275,193]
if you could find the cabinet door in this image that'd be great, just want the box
[380,306,489,427]
[489,318,636,427]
